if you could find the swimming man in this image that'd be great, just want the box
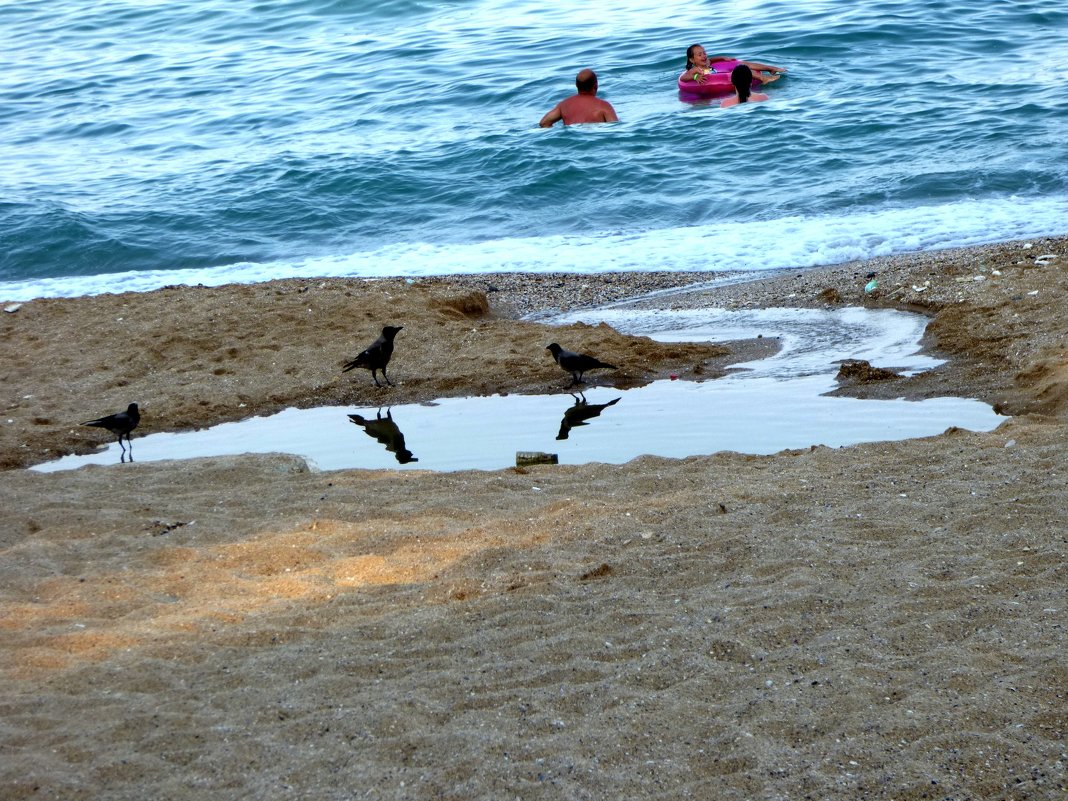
[539,69,619,127]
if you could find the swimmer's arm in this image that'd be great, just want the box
[539,104,563,128]
[744,60,786,74]
[601,104,619,123]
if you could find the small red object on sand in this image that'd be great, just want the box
[670,373,679,380]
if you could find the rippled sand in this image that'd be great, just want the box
[1,237,1066,799]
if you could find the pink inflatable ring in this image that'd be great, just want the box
[677,60,759,97]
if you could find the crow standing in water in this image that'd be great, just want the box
[546,343,617,386]
[343,325,403,387]
[81,402,140,457]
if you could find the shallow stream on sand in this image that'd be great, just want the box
[33,306,1005,473]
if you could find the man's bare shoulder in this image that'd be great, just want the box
[560,95,618,124]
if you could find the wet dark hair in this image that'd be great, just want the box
[576,70,597,94]
[731,64,753,102]
[685,43,702,70]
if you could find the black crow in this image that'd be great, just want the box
[81,402,140,456]
[343,325,403,386]
[546,342,617,386]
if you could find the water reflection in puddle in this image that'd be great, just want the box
[33,307,1005,473]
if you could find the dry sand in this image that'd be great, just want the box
[1,236,1066,799]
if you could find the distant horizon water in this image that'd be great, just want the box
[3,1,1066,302]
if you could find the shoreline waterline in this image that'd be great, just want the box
[3,210,1067,303]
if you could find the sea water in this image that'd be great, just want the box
[2,0,1067,301]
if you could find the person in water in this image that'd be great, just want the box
[539,68,619,127]
[681,43,784,85]
[721,64,770,107]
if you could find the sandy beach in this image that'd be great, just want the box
[1,236,1066,800]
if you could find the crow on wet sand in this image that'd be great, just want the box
[546,343,617,386]
[343,325,403,387]
[81,402,140,455]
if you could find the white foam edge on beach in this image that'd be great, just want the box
[550,305,944,379]
[2,195,1066,302]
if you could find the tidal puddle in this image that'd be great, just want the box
[33,307,1005,473]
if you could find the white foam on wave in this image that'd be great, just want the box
[2,195,1066,301]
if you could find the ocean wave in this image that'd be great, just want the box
[1,0,1066,290]
[3,195,1065,302]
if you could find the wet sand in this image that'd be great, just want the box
[1,236,1066,799]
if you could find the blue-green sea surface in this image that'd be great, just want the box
[2,0,1066,299]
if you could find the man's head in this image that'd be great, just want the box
[575,69,598,95]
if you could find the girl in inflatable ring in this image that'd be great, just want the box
[682,43,785,86]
